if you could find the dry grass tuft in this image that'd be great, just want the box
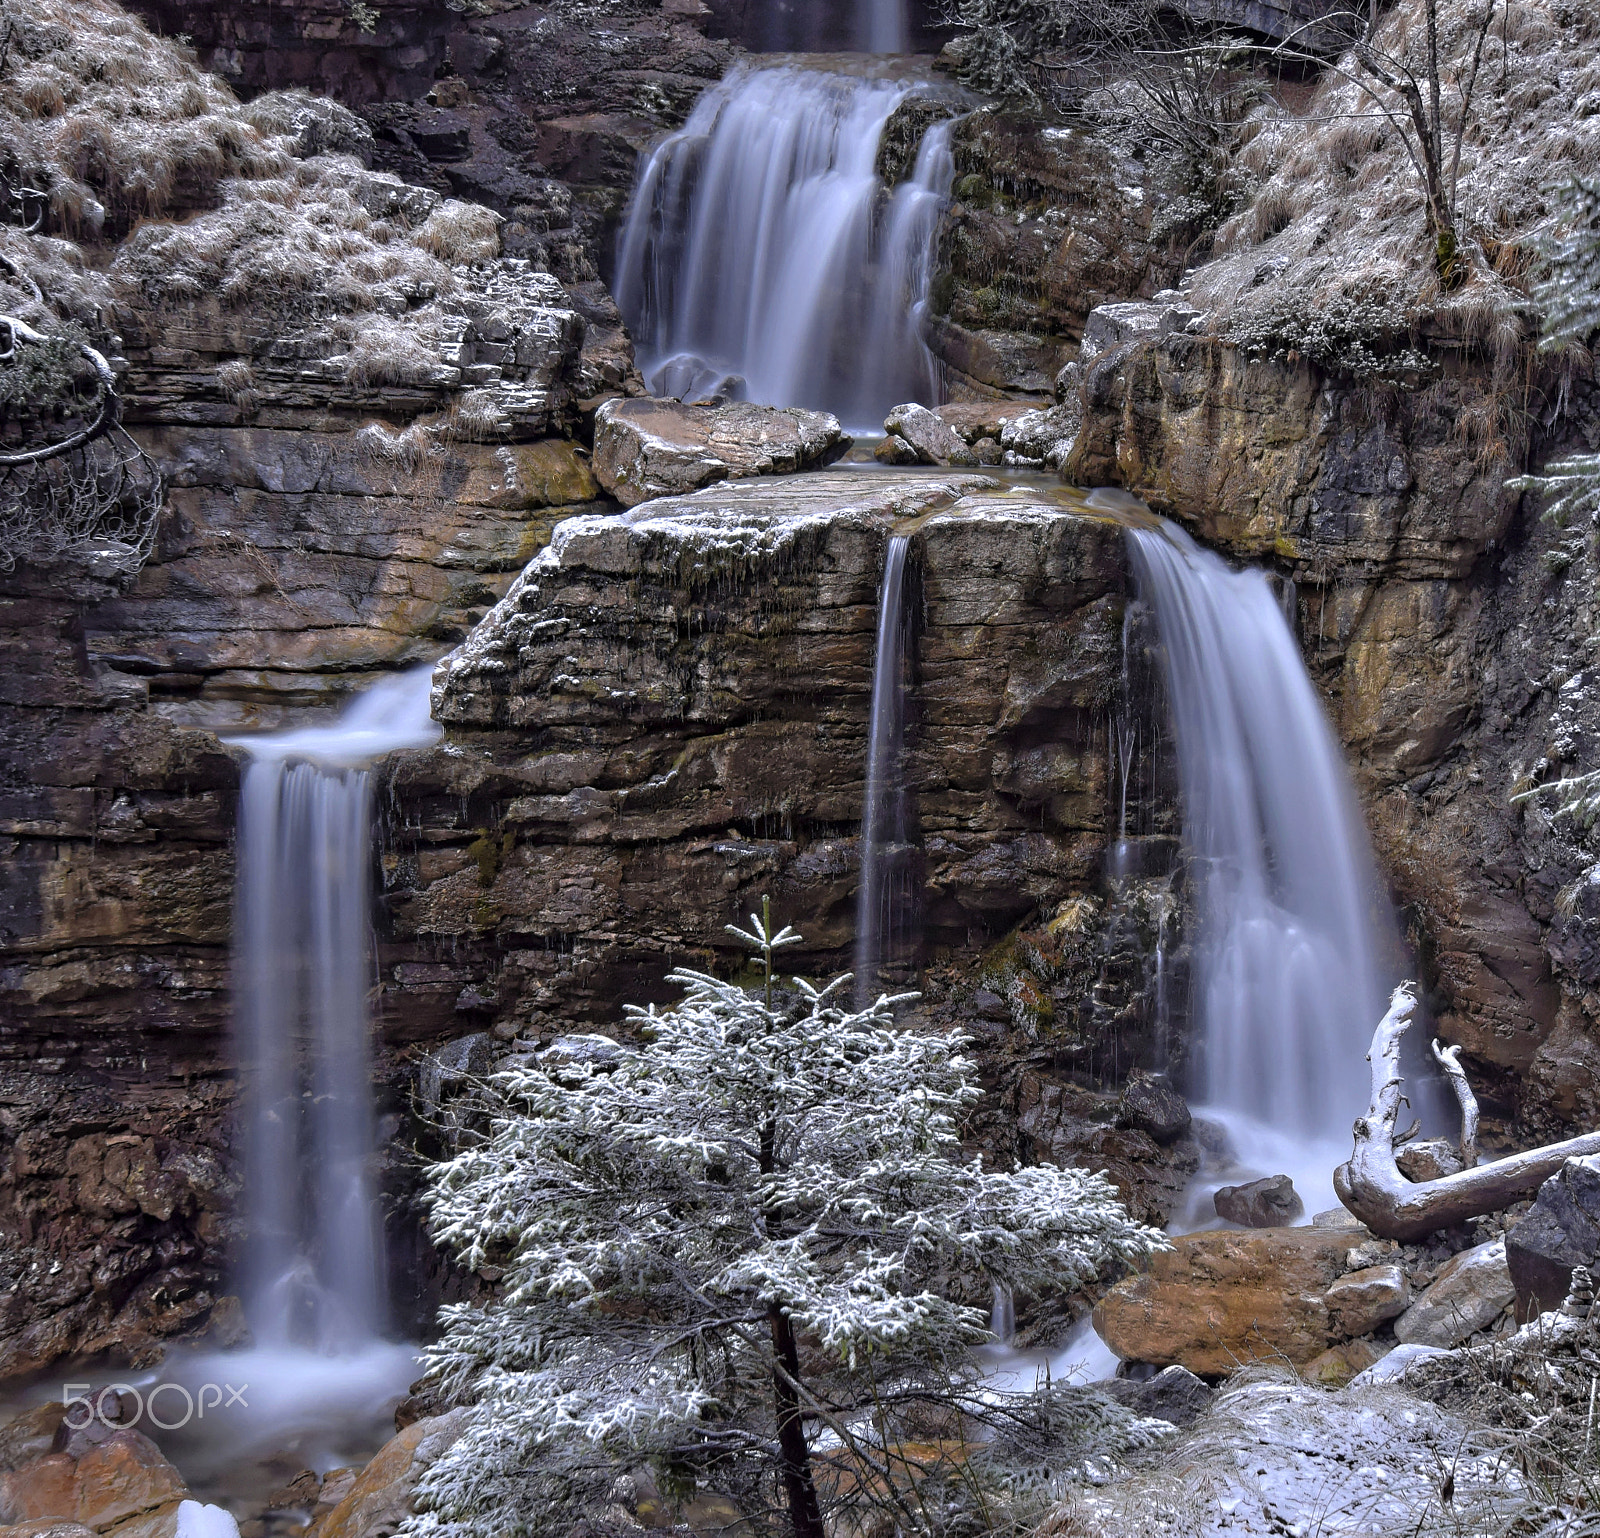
[0,0,289,233]
[0,0,517,396]
[1194,0,1600,408]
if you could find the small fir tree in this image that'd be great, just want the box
[403,903,1165,1538]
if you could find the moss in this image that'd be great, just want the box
[467,827,516,888]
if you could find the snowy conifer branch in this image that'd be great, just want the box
[404,915,1166,1538]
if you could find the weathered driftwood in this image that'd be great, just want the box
[1334,983,1600,1240]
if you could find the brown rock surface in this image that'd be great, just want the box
[311,1410,468,1538]
[0,1432,184,1533]
[592,398,849,507]
[1092,1225,1365,1375]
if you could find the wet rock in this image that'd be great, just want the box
[972,436,1003,464]
[1395,1137,1465,1182]
[1102,1365,1212,1427]
[0,1430,185,1532]
[1323,1263,1409,1336]
[931,402,1038,444]
[1093,1225,1355,1374]
[997,401,1081,471]
[1118,1070,1190,1145]
[873,434,919,466]
[312,1410,469,1538]
[0,1408,65,1475]
[592,398,849,507]
[1301,1338,1387,1387]
[1394,1238,1516,1347]
[882,403,976,467]
[1505,1153,1600,1316]
[1214,1174,1303,1228]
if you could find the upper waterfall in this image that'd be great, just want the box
[747,0,909,51]
[1125,522,1403,1208]
[613,64,955,431]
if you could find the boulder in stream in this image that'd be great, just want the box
[1214,1173,1303,1228]
[592,398,850,507]
[882,402,976,466]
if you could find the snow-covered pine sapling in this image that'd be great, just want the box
[402,907,1165,1538]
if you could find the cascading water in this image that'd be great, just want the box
[855,534,914,1005]
[1125,520,1407,1218]
[614,65,955,430]
[151,668,443,1480]
[230,666,439,1350]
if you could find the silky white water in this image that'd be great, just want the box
[751,0,908,51]
[169,668,445,1486]
[855,534,913,1004]
[227,665,440,1352]
[1126,522,1400,1221]
[614,66,953,431]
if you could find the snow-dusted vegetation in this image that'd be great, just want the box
[405,910,1166,1538]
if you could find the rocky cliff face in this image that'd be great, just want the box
[0,251,613,1378]
[1068,316,1600,1139]
[125,0,737,286]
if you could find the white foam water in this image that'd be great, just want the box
[225,665,441,1354]
[614,65,954,431]
[855,534,913,1003]
[1125,522,1412,1219]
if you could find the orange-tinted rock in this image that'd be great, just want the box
[70,1433,186,1531]
[1302,1339,1387,1388]
[311,1411,467,1538]
[0,1456,77,1523]
[1092,1225,1359,1375]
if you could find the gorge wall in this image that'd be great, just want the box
[1068,320,1600,1142]
[4,0,1597,1391]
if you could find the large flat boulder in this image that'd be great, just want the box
[592,398,850,507]
[1092,1225,1364,1375]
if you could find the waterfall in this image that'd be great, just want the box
[1125,522,1401,1212]
[749,0,909,54]
[855,535,912,1005]
[614,65,954,430]
[227,666,441,1352]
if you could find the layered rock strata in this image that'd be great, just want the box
[1069,306,1600,1134]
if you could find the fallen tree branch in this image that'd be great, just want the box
[1334,983,1600,1240]
[0,314,117,465]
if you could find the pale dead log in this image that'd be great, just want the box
[1431,1036,1479,1169]
[1334,982,1600,1240]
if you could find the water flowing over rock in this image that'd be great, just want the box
[614,65,957,428]
[1126,520,1402,1207]
[225,668,440,1350]
[591,399,849,508]
[854,535,913,1003]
